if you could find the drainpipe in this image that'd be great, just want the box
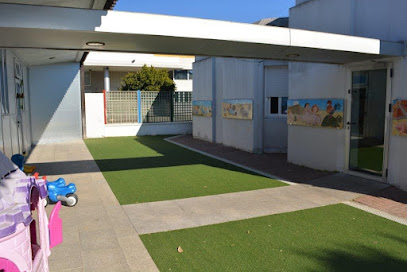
[104,67,110,92]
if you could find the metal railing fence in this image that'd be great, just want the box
[105,91,138,124]
[105,91,192,124]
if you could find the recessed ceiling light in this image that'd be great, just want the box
[86,41,105,47]
[286,54,300,58]
[49,57,55,60]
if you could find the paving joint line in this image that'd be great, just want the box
[165,135,297,186]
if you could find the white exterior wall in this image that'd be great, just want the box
[85,93,105,138]
[289,0,407,189]
[174,79,193,92]
[29,62,82,144]
[192,57,213,142]
[290,0,353,35]
[214,58,263,153]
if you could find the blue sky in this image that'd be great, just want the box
[114,0,296,23]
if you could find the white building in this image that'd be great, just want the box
[192,0,407,191]
[83,52,194,92]
[193,18,289,153]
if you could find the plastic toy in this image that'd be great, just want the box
[10,154,24,170]
[0,151,63,272]
[23,165,37,174]
[10,153,37,174]
[38,174,78,207]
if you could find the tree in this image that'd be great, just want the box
[120,65,175,92]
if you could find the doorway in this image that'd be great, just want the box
[14,58,25,155]
[349,69,388,177]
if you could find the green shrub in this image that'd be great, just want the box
[120,65,175,92]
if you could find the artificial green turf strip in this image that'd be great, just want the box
[356,146,384,173]
[140,204,407,272]
[85,136,286,204]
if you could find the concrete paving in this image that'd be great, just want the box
[123,173,389,234]
[24,137,393,271]
[26,141,158,272]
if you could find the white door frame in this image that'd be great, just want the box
[343,62,393,183]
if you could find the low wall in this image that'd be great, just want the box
[104,122,192,137]
[85,93,191,138]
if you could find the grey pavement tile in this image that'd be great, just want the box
[48,243,83,271]
[80,228,120,251]
[81,248,128,271]
[131,217,171,235]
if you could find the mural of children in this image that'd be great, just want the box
[310,105,322,126]
[230,105,237,116]
[395,122,407,135]
[301,103,313,125]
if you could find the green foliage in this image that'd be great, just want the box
[120,65,175,92]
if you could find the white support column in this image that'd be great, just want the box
[104,67,110,92]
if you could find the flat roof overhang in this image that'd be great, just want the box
[0,4,405,65]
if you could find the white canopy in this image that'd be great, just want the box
[0,3,404,64]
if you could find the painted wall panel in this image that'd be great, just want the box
[215,58,262,152]
[288,62,347,171]
[29,62,82,144]
[192,58,213,142]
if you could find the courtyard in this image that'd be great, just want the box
[27,136,407,271]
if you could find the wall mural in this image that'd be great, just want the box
[287,99,344,129]
[192,100,212,117]
[222,99,253,120]
[392,99,407,137]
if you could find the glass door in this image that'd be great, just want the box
[349,69,387,176]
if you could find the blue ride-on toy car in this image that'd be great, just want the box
[45,177,78,207]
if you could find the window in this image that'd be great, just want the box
[270,97,279,114]
[84,71,91,86]
[0,50,9,114]
[267,97,288,117]
[174,70,188,80]
[188,70,193,80]
[281,97,288,114]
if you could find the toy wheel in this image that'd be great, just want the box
[64,193,78,207]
